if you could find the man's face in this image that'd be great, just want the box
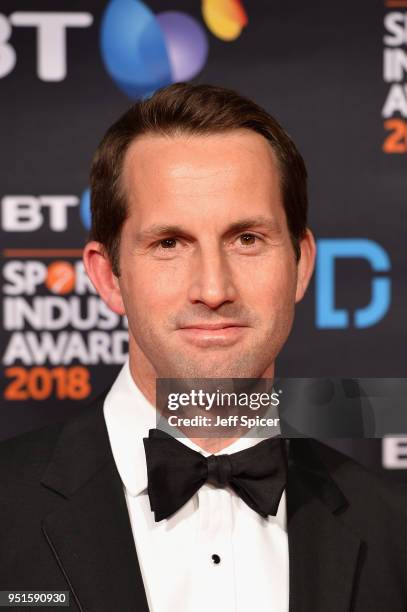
[110,129,314,379]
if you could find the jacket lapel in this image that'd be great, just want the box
[287,439,362,612]
[41,398,150,612]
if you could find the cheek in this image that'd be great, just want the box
[235,254,297,303]
[121,265,186,320]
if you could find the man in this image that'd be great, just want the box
[1,83,406,611]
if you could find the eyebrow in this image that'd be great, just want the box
[134,216,283,243]
[227,216,283,235]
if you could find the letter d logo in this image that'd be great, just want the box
[316,239,391,329]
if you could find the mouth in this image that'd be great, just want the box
[177,322,249,347]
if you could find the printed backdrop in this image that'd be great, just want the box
[0,0,406,480]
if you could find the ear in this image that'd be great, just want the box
[82,241,125,315]
[295,228,316,303]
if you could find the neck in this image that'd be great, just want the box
[127,345,276,453]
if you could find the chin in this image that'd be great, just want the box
[158,351,272,380]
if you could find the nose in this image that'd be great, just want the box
[188,243,238,309]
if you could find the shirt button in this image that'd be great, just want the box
[211,554,221,564]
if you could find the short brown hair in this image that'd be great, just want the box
[90,82,308,276]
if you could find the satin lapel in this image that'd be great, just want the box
[41,399,150,612]
[287,440,362,612]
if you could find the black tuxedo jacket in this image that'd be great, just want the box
[1,392,407,612]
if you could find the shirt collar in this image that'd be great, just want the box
[104,360,154,496]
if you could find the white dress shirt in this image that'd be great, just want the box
[103,360,289,612]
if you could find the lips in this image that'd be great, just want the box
[180,322,246,330]
[177,322,248,347]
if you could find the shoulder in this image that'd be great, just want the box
[288,438,407,574]
[311,439,407,504]
[0,421,64,485]
[303,439,407,530]
[0,389,109,488]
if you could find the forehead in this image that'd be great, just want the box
[121,129,283,221]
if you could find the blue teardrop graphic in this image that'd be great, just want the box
[100,0,173,99]
[80,188,91,230]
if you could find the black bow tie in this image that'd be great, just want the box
[143,429,288,522]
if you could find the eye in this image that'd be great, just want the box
[159,238,178,249]
[239,233,258,246]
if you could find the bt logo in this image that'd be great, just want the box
[0,0,248,99]
[316,239,391,329]
[0,12,93,81]
[0,191,91,233]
